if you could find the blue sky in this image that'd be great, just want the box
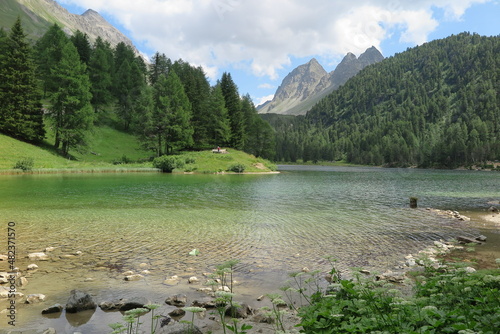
[57,0,499,106]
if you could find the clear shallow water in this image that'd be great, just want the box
[0,166,499,332]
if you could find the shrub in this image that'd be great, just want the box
[153,156,185,173]
[14,157,34,171]
[113,154,133,165]
[184,157,196,164]
[228,163,246,173]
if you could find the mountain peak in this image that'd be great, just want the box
[82,9,99,16]
[359,46,384,66]
[258,46,384,115]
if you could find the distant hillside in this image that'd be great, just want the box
[258,46,384,115]
[270,33,500,168]
[0,0,139,54]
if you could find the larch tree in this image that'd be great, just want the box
[88,37,113,112]
[220,72,244,149]
[162,71,193,154]
[70,30,92,66]
[35,23,68,96]
[49,41,94,156]
[0,17,45,143]
[207,84,231,146]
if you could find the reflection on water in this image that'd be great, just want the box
[0,166,499,332]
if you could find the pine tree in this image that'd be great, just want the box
[49,41,94,156]
[70,30,92,66]
[241,95,275,159]
[35,24,68,96]
[88,37,113,112]
[171,60,211,148]
[149,52,170,86]
[0,17,45,143]
[163,71,193,154]
[207,84,231,146]
[220,72,244,149]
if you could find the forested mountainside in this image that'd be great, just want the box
[268,33,499,168]
[0,19,275,160]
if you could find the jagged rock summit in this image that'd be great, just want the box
[258,46,384,115]
[14,0,139,55]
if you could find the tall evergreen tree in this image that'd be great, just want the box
[241,94,275,159]
[171,60,211,148]
[162,71,193,154]
[149,52,170,86]
[0,17,45,142]
[35,24,68,96]
[146,72,193,156]
[49,41,94,156]
[70,30,92,66]
[88,37,113,112]
[206,84,231,146]
[220,72,244,149]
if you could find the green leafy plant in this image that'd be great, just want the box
[108,304,162,334]
[152,155,185,172]
[13,157,34,171]
[228,163,246,173]
[181,306,206,334]
[297,259,500,333]
[208,260,253,334]
[262,293,287,332]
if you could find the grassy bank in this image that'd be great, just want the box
[0,131,276,174]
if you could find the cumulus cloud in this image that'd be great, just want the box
[59,0,491,80]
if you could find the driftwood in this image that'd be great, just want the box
[456,236,482,245]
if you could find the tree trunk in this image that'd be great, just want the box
[54,129,60,149]
[62,140,69,157]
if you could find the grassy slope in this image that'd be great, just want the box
[0,0,52,41]
[181,149,276,173]
[0,125,275,173]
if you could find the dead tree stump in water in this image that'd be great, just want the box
[409,197,418,208]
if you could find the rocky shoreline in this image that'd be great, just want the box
[1,207,497,334]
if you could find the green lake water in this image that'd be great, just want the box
[0,166,499,332]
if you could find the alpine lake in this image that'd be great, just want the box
[1,165,499,333]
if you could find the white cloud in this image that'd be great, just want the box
[258,83,275,89]
[59,0,492,79]
[255,94,275,107]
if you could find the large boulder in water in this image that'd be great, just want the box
[65,290,96,313]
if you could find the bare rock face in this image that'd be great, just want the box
[258,46,384,115]
[16,0,141,57]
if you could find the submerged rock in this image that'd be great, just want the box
[165,294,187,307]
[65,290,96,313]
[28,252,49,261]
[42,304,63,314]
[99,296,149,311]
[225,303,253,319]
[168,308,186,317]
[26,294,46,304]
[124,274,144,281]
[157,322,202,334]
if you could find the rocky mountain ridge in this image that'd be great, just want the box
[258,46,384,115]
[2,0,139,55]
